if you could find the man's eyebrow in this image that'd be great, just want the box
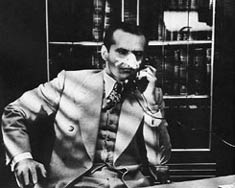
[116,48,143,53]
[132,50,144,56]
[115,48,129,54]
[116,47,128,51]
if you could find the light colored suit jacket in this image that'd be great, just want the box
[1,69,171,188]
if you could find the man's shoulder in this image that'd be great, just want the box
[67,69,102,75]
[64,69,102,78]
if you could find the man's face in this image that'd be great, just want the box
[104,29,146,82]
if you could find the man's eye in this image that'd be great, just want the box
[133,52,143,59]
[117,49,128,55]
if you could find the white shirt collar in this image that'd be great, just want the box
[103,71,117,98]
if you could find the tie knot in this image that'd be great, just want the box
[103,82,124,110]
[114,82,124,93]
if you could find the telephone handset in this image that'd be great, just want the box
[125,64,149,93]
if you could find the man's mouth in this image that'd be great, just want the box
[119,68,134,73]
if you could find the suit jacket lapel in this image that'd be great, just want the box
[114,92,144,163]
[75,71,144,163]
[78,71,103,161]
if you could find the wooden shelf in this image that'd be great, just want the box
[149,40,212,46]
[49,40,212,46]
[49,41,102,46]
[163,95,209,99]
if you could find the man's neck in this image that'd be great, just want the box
[104,68,122,83]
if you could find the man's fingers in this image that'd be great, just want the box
[30,166,38,184]
[37,163,47,178]
[145,65,157,72]
[139,66,156,76]
[14,159,46,187]
[138,69,157,82]
[14,171,23,188]
[22,169,30,186]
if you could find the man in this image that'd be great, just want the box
[1,22,171,188]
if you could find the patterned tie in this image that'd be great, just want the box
[104,82,124,110]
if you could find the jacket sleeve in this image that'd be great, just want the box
[1,70,66,164]
[143,87,172,166]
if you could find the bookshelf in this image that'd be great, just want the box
[46,0,216,182]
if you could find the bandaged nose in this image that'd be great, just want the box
[116,53,141,69]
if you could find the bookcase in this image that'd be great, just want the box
[46,0,216,182]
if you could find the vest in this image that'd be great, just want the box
[94,102,122,164]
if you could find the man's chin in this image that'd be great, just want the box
[119,73,135,82]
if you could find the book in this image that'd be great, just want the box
[139,0,163,40]
[92,0,105,41]
[103,0,121,37]
[165,0,199,10]
[174,49,188,95]
[190,47,207,95]
[103,0,111,34]
[124,0,137,24]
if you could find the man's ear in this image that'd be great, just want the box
[101,45,108,61]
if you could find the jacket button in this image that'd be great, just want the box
[68,126,74,132]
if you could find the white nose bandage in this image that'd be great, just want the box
[116,53,141,69]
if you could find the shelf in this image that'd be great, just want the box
[49,41,102,46]
[149,40,212,46]
[49,40,212,46]
[163,94,209,99]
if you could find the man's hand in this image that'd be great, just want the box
[137,65,158,105]
[14,158,47,188]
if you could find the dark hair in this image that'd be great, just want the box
[103,22,148,50]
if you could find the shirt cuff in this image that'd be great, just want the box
[10,152,33,171]
[144,110,163,127]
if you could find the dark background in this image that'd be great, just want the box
[213,0,235,176]
[0,0,47,187]
[0,0,234,187]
